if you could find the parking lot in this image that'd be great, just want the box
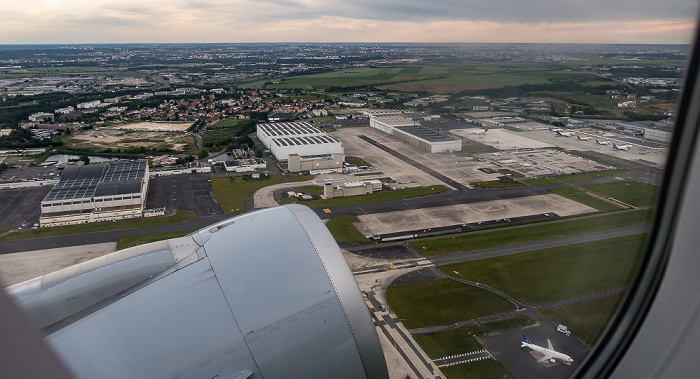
[146,174,222,216]
[0,186,51,229]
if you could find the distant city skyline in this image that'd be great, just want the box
[3,0,699,45]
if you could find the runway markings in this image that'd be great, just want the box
[323,208,332,213]
[615,177,624,180]
[387,263,398,271]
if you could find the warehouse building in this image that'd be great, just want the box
[39,160,149,227]
[323,180,382,199]
[257,122,344,170]
[288,153,344,173]
[370,114,462,153]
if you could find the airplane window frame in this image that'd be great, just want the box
[575,13,700,378]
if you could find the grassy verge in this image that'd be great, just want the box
[386,278,516,329]
[539,293,625,347]
[440,359,513,379]
[0,226,11,235]
[563,193,626,211]
[523,177,557,185]
[414,316,536,358]
[116,230,196,250]
[441,234,647,306]
[286,185,445,208]
[0,210,196,242]
[346,156,370,167]
[284,174,313,182]
[498,169,524,178]
[581,182,659,206]
[325,214,368,243]
[551,169,628,182]
[470,179,525,188]
[410,208,653,256]
[211,176,281,215]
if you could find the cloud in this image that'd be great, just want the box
[1,0,697,44]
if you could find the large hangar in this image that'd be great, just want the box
[370,114,462,153]
[39,160,149,227]
[257,122,344,169]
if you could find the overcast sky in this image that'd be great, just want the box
[3,0,699,44]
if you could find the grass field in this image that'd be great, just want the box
[283,173,313,182]
[346,156,370,167]
[441,234,647,306]
[539,293,625,347]
[523,177,557,185]
[582,182,660,207]
[116,230,196,250]
[285,186,445,208]
[470,179,525,188]
[386,278,516,329]
[413,316,536,359]
[0,210,196,242]
[563,193,626,211]
[210,176,281,215]
[410,208,653,256]
[325,214,368,243]
[213,119,241,128]
[440,358,513,379]
[551,169,628,182]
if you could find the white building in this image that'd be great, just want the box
[257,122,344,162]
[77,100,102,109]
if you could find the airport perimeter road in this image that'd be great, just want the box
[429,224,649,266]
[0,214,229,255]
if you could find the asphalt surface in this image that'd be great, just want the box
[146,174,223,216]
[0,186,51,229]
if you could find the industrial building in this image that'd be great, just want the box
[257,122,344,170]
[39,160,149,227]
[288,153,344,173]
[323,180,382,199]
[224,158,267,172]
[369,114,462,153]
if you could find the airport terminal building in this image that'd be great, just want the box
[257,122,344,171]
[39,160,149,227]
[370,114,462,153]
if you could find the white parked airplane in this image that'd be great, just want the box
[613,143,631,150]
[522,335,574,365]
[549,127,562,132]
[577,135,592,141]
[596,139,610,145]
[557,130,574,137]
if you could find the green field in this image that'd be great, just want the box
[539,293,625,347]
[413,316,536,358]
[470,179,525,188]
[523,177,557,185]
[563,193,626,211]
[346,156,370,167]
[440,358,513,379]
[0,210,196,242]
[285,185,444,208]
[210,176,281,215]
[386,279,516,329]
[213,119,242,128]
[441,234,647,306]
[551,169,628,182]
[410,208,653,256]
[582,182,660,207]
[283,173,313,182]
[116,230,195,250]
[325,214,368,243]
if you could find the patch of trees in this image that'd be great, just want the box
[0,128,62,148]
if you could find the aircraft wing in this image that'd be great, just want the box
[538,354,555,363]
[548,339,554,350]
[7,204,388,379]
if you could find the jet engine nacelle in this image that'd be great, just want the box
[8,205,388,379]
